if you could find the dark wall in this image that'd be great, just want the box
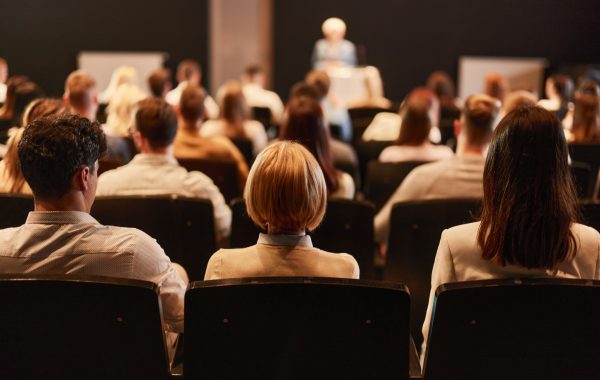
[274,0,600,102]
[0,0,209,96]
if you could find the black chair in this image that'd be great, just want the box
[569,143,600,181]
[231,137,255,166]
[333,157,361,192]
[423,278,600,380]
[98,158,123,175]
[229,198,378,278]
[185,277,411,380]
[177,158,240,203]
[385,198,482,349]
[96,103,108,124]
[0,193,34,228]
[91,195,216,281]
[571,161,594,199]
[0,274,170,380]
[364,160,431,211]
[354,140,393,191]
[580,201,600,231]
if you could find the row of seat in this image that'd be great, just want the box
[1,274,598,379]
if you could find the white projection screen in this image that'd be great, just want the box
[458,56,547,100]
[78,51,167,95]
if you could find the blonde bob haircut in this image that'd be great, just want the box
[245,141,327,233]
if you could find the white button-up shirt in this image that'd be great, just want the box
[0,211,186,333]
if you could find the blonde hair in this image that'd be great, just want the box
[105,83,146,137]
[245,141,327,233]
[102,66,138,103]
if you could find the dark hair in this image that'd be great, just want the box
[426,70,457,109]
[484,73,509,101]
[176,59,201,83]
[397,89,436,146]
[179,85,206,123]
[462,94,499,146]
[477,106,579,269]
[220,81,250,138]
[135,97,178,148]
[305,70,330,100]
[243,65,263,78]
[0,76,31,122]
[281,96,339,194]
[551,74,574,109]
[18,114,106,199]
[571,80,600,143]
[289,81,319,101]
[147,68,171,98]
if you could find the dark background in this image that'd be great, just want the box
[273,0,600,102]
[0,0,209,96]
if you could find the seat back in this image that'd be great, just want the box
[251,106,272,128]
[580,201,600,231]
[570,161,593,199]
[230,137,254,166]
[423,278,600,380]
[177,158,240,202]
[364,160,431,211]
[185,277,410,380]
[229,198,377,278]
[348,107,393,142]
[569,143,600,181]
[385,198,482,348]
[0,274,169,380]
[0,193,34,228]
[98,158,123,176]
[91,195,216,281]
[354,140,393,190]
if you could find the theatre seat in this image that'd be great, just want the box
[0,193,34,228]
[569,143,600,182]
[423,278,600,380]
[364,160,431,211]
[177,158,240,203]
[230,137,255,166]
[91,195,216,281]
[354,140,393,189]
[229,198,378,279]
[580,201,600,231]
[385,198,482,349]
[348,106,394,142]
[0,274,171,380]
[184,277,410,380]
[570,161,593,199]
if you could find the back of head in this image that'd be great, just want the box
[65,70,97,112]
[484,73,509,101]
[502,90,538,114]
[13,81,44,125]
[551,74,574,104]
[220,81,250,127]
[105,83,146,136]
[180,84,206,123]
[242,65,264,85]
[426,70,456,107]
[397,88,437,146]
[147,68,171,98]
[22,98,68,127]
[245,141,327,233]
[281,95,338,193]
[305,70,331,100]
[572,80,600,142]
[176,59,201,84]
[135,97,178,149]
[0,76,29,119]
[461,94,499,146]
[477,106,578,269]
[289,81,319,101]
[18,114,106,200]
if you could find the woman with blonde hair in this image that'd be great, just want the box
[202,81,267,156]
[104,83,146,137]
[100,65,138,104]
[204,141,359,280]
[0,98,67,194]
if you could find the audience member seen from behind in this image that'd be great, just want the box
[204,141,359,280]
[96,97,233,240]
[567,80,600,143]
[174,85,249,192]
[147,68,172,99]
[379,89,453,163]
[280,95,355,199]
[202,81,267,156]
[426,70,462,122]
[0,58,8,103]
[306,69,352,142]
[104,82,146,138]
[374,94,499,246]
[500,90,538,117]
[421,106,600,359]
[166,59,219,119]
[240,65,284,124]
[1,114,187,357]
[0,77,43,134]
[100,65,138,104]
[484,73,509,103]
[0,98,67,194]
[311,17,357,69]
[538,74,574,121]
[64,70,132,164]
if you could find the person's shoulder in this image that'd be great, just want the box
[443,222,481,246]
[315,248,360,276]
[572,223,600,247]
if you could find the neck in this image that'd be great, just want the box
[34,193,89,213]
[455,136,487,157]
[74,107,97,122]
[140,144,173,156]
[267,225,306,235]
[179,119,202,133]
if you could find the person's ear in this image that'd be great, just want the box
[73,165,91,192]
[453,119,461,137]
[62,92,69,106]
[132,130,143,149]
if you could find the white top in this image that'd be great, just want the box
[242,83,285,124]
[96,153,232,238]
[361,112,441,143]
[0,211,187,333]
[421,221,600,360]
[331,171,355,200]
[374,155,485,244]
[379,142,454,163]
[537,97,561,111]
[0,83,6,103]
[166,81,220,120]
[204,233,360,280]
[200,119,268,156]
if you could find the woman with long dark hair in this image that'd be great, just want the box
[421,106,599,355]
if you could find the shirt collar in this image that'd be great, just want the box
[131,153,178,165]
[26,211,99,225]
[257,233,313,248]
